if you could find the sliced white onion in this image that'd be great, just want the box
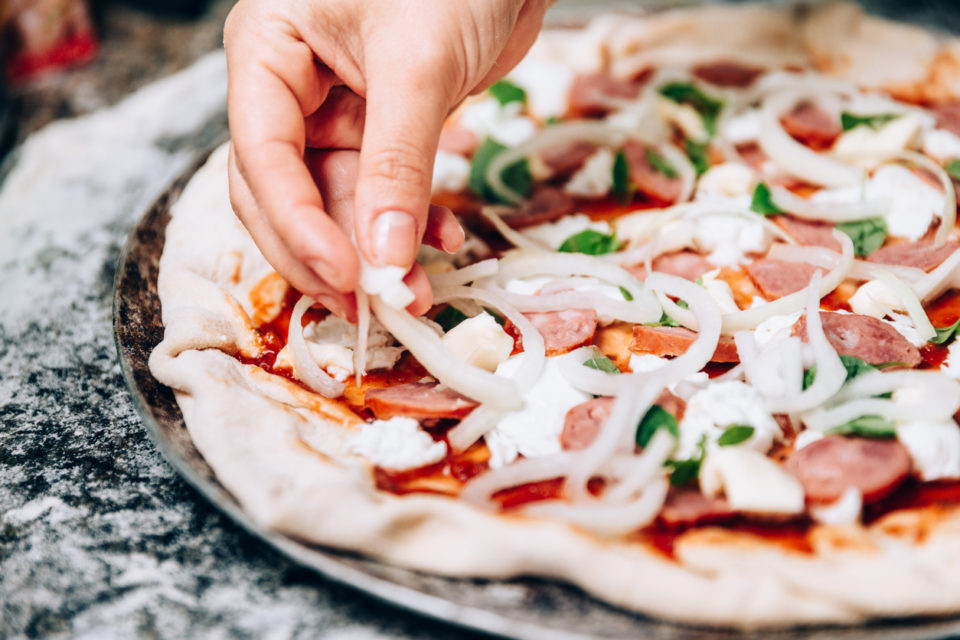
[496,252,653,306]
[769,185,887,223]
[866,268,936,342]
[522,477,669,537]
[426,258,499,288]
[478,206,550,253]
[459,452,576,507]
[766,243,926,284]
[370,295,521,410]
[656,141,696,204]
[287,296,346,398]
[446,405,504,458]
[354,290,370,385]
[916,248,960,303]
[598,429,676,504]
[758,90,863,188]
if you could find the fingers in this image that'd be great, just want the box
[225,4,359,292]
[404,264,434,317]
[422,204,465,253]
[304,86,366,150]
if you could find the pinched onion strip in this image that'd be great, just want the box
[288,295,346,398]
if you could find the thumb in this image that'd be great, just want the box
[353,51,455,268]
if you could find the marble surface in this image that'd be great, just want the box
[0,52,485,640]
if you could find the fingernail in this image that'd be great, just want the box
[373,210,417,267]
[442,222,466,254]
[308,259,349,291]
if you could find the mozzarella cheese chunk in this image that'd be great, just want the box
[440,312,514,372]
[885,311,925,347]
[678,381,781,458]
[563,148,615,198]
[942,339,960,380]
[522,214,612,250]
[486,354,590,469]
[700,269,740,314]
[897,420,960,481]
[700,448,805,515]
[865,164,944,240]
[809,487,863,526]
[723,108,761,144]
[753,311,803,348]
[506,56,574,121]
[695,163,756,200]
[923,127,960,161]
[458,98,537,147]
[347,417,447,471]
[361,262,415,309]
[833,112,925,158]
[432,150,471,194]
[693,215,771,267]
[849,279,902,318]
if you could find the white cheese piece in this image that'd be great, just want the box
[440,312,514,372]
[506,56,574,121]
[486,353,590,469]
[563,148,615,198]
[897,420,960,481]
[833,112,925,158]
[794,429,824,451]
[692,215,771,267]
[810,487,863,526]
[699,448,805,515]
[864,164,944,241]
[723,108,762,144]
[678,381,781,458]
[753,311,803,348]
[885,311,925,347]
[923,127,960,161]
[695,163,756,200]
[431,150,471,194]
[849,279,902,318]
[700,269,740,314]
[521,214,612,250]
[655,96,708,143]
[942,340,960,380]
[360,262,415,309]
[458,98,537,147]
[346,417,447,471]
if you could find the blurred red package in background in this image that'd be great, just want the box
[1,0,99,84]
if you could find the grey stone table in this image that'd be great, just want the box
[0,52,485,640]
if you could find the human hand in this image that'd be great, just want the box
[224,0,551,319]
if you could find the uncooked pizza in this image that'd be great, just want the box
[150,2,960,628]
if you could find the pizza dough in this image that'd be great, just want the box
[150,3,960,628]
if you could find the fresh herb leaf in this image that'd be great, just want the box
[612,149,632,205]
[827,415,897,438]
[875,361,908,369]
[558,229,621,255]
[468,137,532,204]
[658,82,724,136]
[930,318,960,345]
[667,435,707,487]
[750,182,783,216]
[434,305,469,332]
[619,286,634,301]
[840,112,900,132]
[488,79,527,106]
[636,405,679,448]
[717,424,755,446]
[676,298,690,310]
[835,217,887,258]
[644,312,680,328]
[583,354,620,374]
[544,115,561,126]
[946,159,960,183]
[482,307,506,327]
[685,139,710,176]
[803,354,876,390]
[645,148,679,179]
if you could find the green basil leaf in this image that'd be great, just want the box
[434,305,469,332]
[666,435,707,487]
[676,298,690,310]
[750,182,783,216]
[645,147,679,179]
[612,149,632,205]
[583,354,620,374]
[558,229,621,255]
[803,354,876,390]
[658,82,723,136]
[619,286,634,301]
[840,112,900,132]
[717,424,755,446]
[685,139,710,176]
[469,137,532,204]
[835,217,887,258]
[946,159,960,183]
[636,405,679,449]
[930,318,960,345]
[644,311,680,328]
[488,79,527,107]
[827,415,897,438]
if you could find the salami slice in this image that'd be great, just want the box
[780,101,841,151]
[623,140,684,204]
[774,215,842,251]
[540,141,597,177]
[745,258,819,300]
[365,382,478,420]
[631,325,739,362]
[932,102,960,138]
[525,308,599,356]
[658,489,735,528]
[627,251,716,282]
[792,311,921,367]
[786,435,912,503]
[692,61,763,88]
[561,390,686,451]
[568,73,643,118]
[866,238,960,272]
[502,187,576,228]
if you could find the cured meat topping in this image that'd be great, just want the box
[623,140,684,204]
[773,215,842,251]
[792,312,922,367]
[745,258,819,300]
[365,383,478,420]
[631,325,739,363]
[691,61,764,88]
[779,101,841,151]
[524,308,599,356]
[866,238,960,272]
[502,187,576,228]
[568,73,643,118]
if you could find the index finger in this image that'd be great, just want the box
[224,7,360,292]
